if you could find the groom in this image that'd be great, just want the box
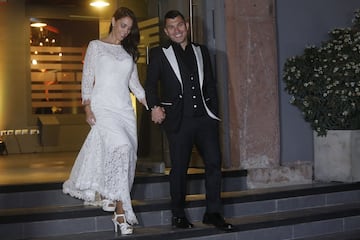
[145,10,233,231]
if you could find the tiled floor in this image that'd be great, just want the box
[0,152,206,186]
[0,152,77,185]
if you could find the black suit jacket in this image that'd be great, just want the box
[145,42,220,133]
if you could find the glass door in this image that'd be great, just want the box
[137,0,209,169]
[26,0,227,174]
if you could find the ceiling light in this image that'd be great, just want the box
[30,22,47,28]
[89,1,110,8]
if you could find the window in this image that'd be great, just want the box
[30,19,98,114]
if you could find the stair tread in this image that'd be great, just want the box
[2,179,358,196]
[0,169,247,193]
[1,196,360,225]
[1,182,359,239]
[1,182,360,223]
[23,203,360,240]
[294,230,360,240]
[294,229,360,240]
[2,182,358,214]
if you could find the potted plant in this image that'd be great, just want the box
[282,9,360,182]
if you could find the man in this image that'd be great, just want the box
[145,10,233,231]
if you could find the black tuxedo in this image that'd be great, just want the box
[145,42,220,132]
[145,42,223,217]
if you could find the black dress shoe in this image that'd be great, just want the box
[172,216,194,229]
[202,212,234,231]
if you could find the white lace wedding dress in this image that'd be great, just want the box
[63,40,145,225]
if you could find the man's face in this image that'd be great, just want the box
[164,16,189,48]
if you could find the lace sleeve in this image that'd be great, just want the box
[81,41,96,104]
[129,63,145,100]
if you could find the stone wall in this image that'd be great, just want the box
[224,0,280,169]
[224,0,312,187]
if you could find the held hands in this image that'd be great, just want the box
[151,106,166,124]
[84,99,161,125]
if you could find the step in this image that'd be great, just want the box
[294,229,360,240]
[0,169,248,209]
[1,182,360,239]
[2,182,360,224]
[6,202,360,240]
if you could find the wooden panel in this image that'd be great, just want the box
[56,72,76,82]
[31,72,56,82]
[139,17,160,47]
[31,46,84,112]
[30,46,84,53]
[137,17,160,66]
[32,84,81,91]
[32,92,81,99]
[31,72,79,82]
[76,72,82,81]
[138,17,159,28]
[140,27,160,37]
[147,35,160,44]
[137,58,146,64]
[31,63,83,70]
[32,101,82,108]
[31,55,83,61]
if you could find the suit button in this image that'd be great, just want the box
[179,95,183,98]
[192,96,196,99]
[194,104,197,108]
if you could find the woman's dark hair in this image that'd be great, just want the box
[109,7,140,62]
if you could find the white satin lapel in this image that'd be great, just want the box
[192,44,220,121]
[162,46,183,91]
[192,45,204,88]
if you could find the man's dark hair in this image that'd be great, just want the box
[164,10,186,21]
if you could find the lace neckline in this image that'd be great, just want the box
[97,40,122,47]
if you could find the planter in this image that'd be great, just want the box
[314,130,360,182]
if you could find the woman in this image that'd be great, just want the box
[63,7,147,235]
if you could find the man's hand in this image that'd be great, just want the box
[151,106,166,124]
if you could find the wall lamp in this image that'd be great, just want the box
[89,0,110,8]
[30,18,47,28]
[30,22,47,28]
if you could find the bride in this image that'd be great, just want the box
[63,6,147,235]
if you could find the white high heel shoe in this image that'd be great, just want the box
[102,199,116,212]
[112,213,133,235]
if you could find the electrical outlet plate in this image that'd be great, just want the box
[7,130,14,135]
[21,129,29,135]
[15,130,22,135]
[0,130,6,136]
[30,129,39,135]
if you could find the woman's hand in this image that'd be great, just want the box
[84,105,96,126]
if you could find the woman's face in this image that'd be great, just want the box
[164,16,189,48]
[111,16,133,42]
